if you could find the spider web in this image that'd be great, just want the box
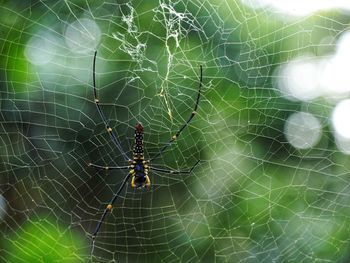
[1,1,350,262]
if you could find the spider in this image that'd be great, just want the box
[88,51,202,255]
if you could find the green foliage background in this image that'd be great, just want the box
[1,1,350,262]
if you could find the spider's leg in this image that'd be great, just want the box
[91,172,131,256]
[88,163,129,170]
[92,51,131,162]
[151,160,200,174]
[150,66,202,162]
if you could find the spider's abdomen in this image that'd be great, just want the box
[130,159,151,188]
[135,162,144,174]
[131,161,150,189]
[133,123,144,157]
[130,124,150,188]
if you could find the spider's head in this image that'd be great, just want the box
[135,123,144,132]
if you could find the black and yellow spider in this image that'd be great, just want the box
[88,51,202,254]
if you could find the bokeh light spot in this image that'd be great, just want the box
[334,133,350,155]
[241,0,350,17]
[332,99,350,139]
[275,31,350,102]
[284,112,322,149]
[65,18,101,54]
[275,56,322,101]
[25,33,57,65]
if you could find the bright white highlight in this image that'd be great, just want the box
[65,18,101,54]
[275,30,350,154]
[284,112,322,149]
[241,0,350,17]
[275,56,323,101]
[321,32,350,95]
[25,33,57,65]
[275,31,350,102]
[332,100,350,139]
[334,134,350,155]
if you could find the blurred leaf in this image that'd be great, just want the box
[4,218,85,263]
